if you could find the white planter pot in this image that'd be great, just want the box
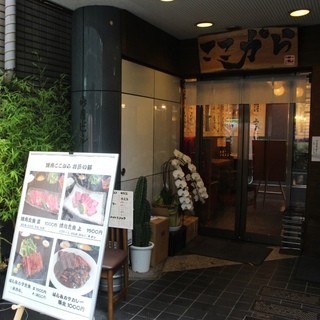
[130,242,154,273]
[169,225,182,232]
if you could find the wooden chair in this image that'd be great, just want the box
[101,227,129,320]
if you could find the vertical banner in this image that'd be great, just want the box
[2,152,119,320]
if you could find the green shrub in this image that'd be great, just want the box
[0,73,73,224]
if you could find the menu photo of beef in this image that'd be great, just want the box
[62,173,109,225]
[49,242,97,297]
[11,232,53,285]
[23,171,65,219]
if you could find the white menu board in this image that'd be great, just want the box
[2,151,119,320]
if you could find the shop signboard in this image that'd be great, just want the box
[198,27,298,73]
[2,151,119,320]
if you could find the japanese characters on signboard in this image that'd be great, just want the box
[2,152,119,320]
[198,27,298,73]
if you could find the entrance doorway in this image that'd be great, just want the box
[183,75,310,245]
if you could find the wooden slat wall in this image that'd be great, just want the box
[0,0,5,71]
[15,0,72,83]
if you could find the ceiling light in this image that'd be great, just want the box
[160,0,174,2]
[290,9,310,17]
[196,22,214,28]
[274,86,285,96]
[296,87,304,97]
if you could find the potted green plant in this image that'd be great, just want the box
[153,193,181,230]
[130,176,154,273]
[152,159,181,230]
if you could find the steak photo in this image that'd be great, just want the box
[26,188,61,214]
[72,191,98,216]
[22,252,44,278]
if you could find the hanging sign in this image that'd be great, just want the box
[2,151,119,320]
[198,27,298,73]
[312,136,320,161]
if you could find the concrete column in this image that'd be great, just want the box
[71,6,121,155]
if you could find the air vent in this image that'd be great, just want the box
[280,207,305,254]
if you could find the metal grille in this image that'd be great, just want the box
[280,207,305,254]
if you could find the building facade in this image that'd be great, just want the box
[1,0,320,256]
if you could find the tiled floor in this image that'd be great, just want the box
[97,252,320,320]
[1,250,320,320]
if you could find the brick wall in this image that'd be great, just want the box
[15,0,72,83]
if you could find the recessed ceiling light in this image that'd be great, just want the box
[226,25,242,32]
[160,0,174,2]
[290,9,310,17]
[196,22,214,28]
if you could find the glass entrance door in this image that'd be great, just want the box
[200,104,239,235]
[245,103,289,243]
[183,75,310,244]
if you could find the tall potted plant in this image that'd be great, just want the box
[130,176,154,273]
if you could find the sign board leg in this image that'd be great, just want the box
[12,305,25,320]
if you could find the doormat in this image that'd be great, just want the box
[182,236,272,266]
[295,256,320,283]
[244,317,279,320]
[162,254,239,272]
[252,300,320,320]
[260,286,320,307]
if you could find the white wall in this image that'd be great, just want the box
[121,59,181,201]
